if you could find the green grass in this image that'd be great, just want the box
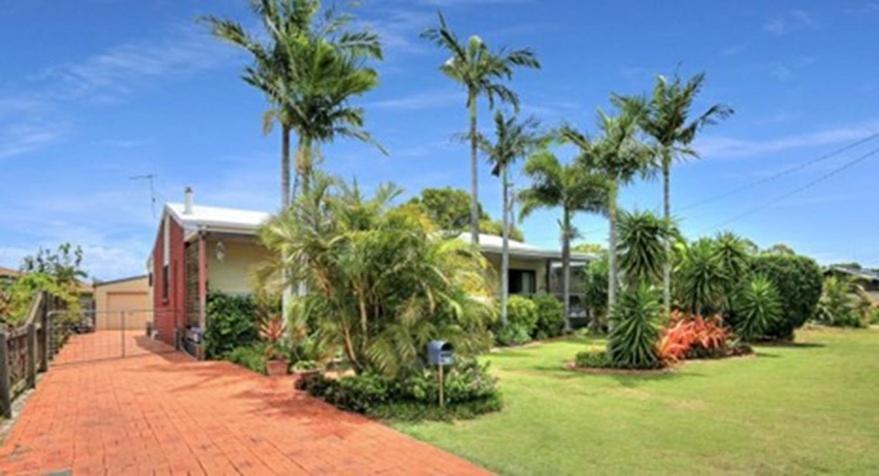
[393,326,879,475]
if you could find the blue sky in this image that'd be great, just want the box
[1,0,878,280]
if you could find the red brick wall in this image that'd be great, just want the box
[152,216,186,345]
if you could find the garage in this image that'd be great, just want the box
[93,275,151,330]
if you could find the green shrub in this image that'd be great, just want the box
[583,255,609,331]
[734,275,782,342]
[301,358,502,421]
[608,283,663,369]
[871,308,879,325]
[495,295,538,345]
[675,238,726,315]
[575,350,615,368]
[531,293,565,339]
[816,276,863,328]
[204,291,258,358]
[226,343,268,374]
[750,254,822,340]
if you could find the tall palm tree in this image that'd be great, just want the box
[616,73,732,314]
[518,151,608,331]
[422,12,540,245]
[560,105,654,313]
[477,111,542,326]
[204,0,383,207]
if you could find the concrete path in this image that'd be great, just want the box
[0,332,489,475]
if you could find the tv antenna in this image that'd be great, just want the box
[130,174,158,218]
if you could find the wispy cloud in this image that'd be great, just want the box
[0,123,65,160]
[366,90,462,111]
[695,121,879,158]
[764,10,816,36]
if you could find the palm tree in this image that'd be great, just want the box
[561,105,654,313]
[422,12,540,245]
[616,73,733,314]
[518,151,608,331]
[204,0,383,207]
[477,111,542,326]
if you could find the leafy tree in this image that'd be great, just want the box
[519,151,608,331]
[616,73,733,314]
[422,12,539,245]
[21,243,87,288]
[407,187,523,240]
[607,283,662,368]
[750,253,823,340]
[617,210,676,287]
[205,0,383,204]
[765,243,796,256]
[572,242,605,254]
[734,275,782,342]
[257,174,496,376]
[582,254,609,331]
[675,238,726,315]
[816,276,862,327]
[478,111,543,326]
[561,102,654,312]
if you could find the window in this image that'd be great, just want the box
[162,265,169,300]
[509,269,536,295]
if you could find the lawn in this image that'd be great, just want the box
[394,326,879,475]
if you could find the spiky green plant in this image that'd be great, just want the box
[617,210,676,287]
[675,239,726,315]
[734,275,782,342]
[422,12,539,245]
[713,231,752,312]
[607,283,662,368]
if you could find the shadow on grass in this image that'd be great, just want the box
[758,341,825,349]
[755,352,781,358]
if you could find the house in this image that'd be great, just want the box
[824,266,879,305]
[147,189,594,354]
[0,266,22,287]
[93,275,151,330]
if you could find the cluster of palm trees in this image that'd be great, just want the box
[206,1,733,330]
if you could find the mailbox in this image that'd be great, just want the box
[427,340,454,366]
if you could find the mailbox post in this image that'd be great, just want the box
[427,340,454,407]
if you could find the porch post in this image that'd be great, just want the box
[198,232,208,330]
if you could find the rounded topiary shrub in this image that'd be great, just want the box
[750,254,822,340]
[531,293,565,338]
[495,295,538,346]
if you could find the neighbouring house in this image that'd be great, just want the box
[0,266,22,287]
[93,275,151,330]
[147,189,595,355]
[824,266,879,305]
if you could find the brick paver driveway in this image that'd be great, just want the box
[0,332,489,475]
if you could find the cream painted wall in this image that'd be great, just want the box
[93,276,151,329]
[206,237,271,295]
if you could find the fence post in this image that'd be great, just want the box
[0,332,11,418]
[26,323,36,389]
[40,297,49,372]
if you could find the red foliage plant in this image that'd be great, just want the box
[658,311,729,364]
[259,314,286,360]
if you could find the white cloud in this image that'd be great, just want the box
[764,10,816,36]
[366,90,462,110]
[695,121,879,158]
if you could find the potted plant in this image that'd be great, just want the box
[260,314,288,378]
[291,360,320,388]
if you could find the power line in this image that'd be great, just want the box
[701,146,879,233]
[130,174,158,218]
[679,130,879,212]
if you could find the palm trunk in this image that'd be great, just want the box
[468,93,480,245]
[500,166,510,327]
[661,151,672,316]
[297,136,312,196]
[607,182,619,314]
[281,125,291,208]
[562,209,572,332]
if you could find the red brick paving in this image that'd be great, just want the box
[0,332,490,475]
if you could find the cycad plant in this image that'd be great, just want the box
[478,111,542,326]
[734,275,782,342]
[712,231,752,313]
[617,210,676,287]
[675,238,726,315]
[204,0,383,204]
[257,174,497,376]
[615,73,733,314]
[422,12,540,244]
[607,283,662,369]
[816,276,861,327]
[518,151,609,331]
